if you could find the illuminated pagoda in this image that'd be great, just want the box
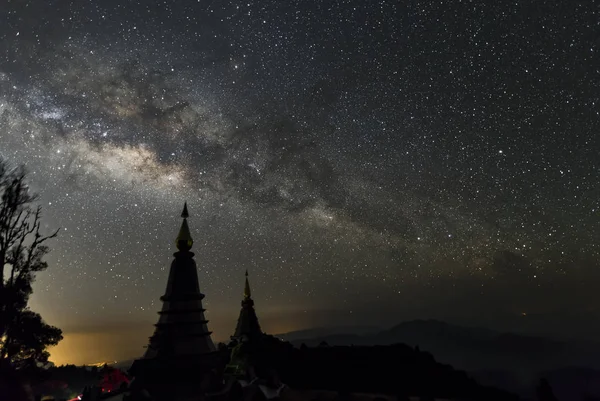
[232,270,263,341]
[128,203,220,401]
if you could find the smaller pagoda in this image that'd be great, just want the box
[231,270,263,341]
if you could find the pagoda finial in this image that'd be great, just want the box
[244,269,251,299]
[233,269,262,340]
[176,202,193,251]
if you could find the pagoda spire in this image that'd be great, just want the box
[176,202,193,251]
[232,269,262,341]
[244,269,251,299]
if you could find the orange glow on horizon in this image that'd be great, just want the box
[49,309,317,365]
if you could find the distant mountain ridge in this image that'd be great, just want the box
[277,319,600,372]
[274,325,379,342]
[276,319,600,399]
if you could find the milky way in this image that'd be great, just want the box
[0,0,598,364]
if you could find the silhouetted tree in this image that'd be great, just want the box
[0,158,62,368]
[261,340,519,401]
[2,310,62,368]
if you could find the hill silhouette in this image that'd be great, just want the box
[277,319,600,398]
[245,335,521,400]
[275,325,379,342]
[278,319,600,372]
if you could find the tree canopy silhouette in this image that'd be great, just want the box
[0,158,62,369]
[223,334,520,401]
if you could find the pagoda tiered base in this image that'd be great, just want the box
[128,352,225,401]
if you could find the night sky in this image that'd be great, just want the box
[0,0,598,365]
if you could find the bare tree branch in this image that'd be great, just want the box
[0,157,61,366]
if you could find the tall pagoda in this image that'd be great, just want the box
[128,203,219,400]
[232,270,263,341]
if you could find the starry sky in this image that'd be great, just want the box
[0,0,598,365]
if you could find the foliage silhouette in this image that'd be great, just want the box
[0,157,62,369]
[230,335,520,401]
